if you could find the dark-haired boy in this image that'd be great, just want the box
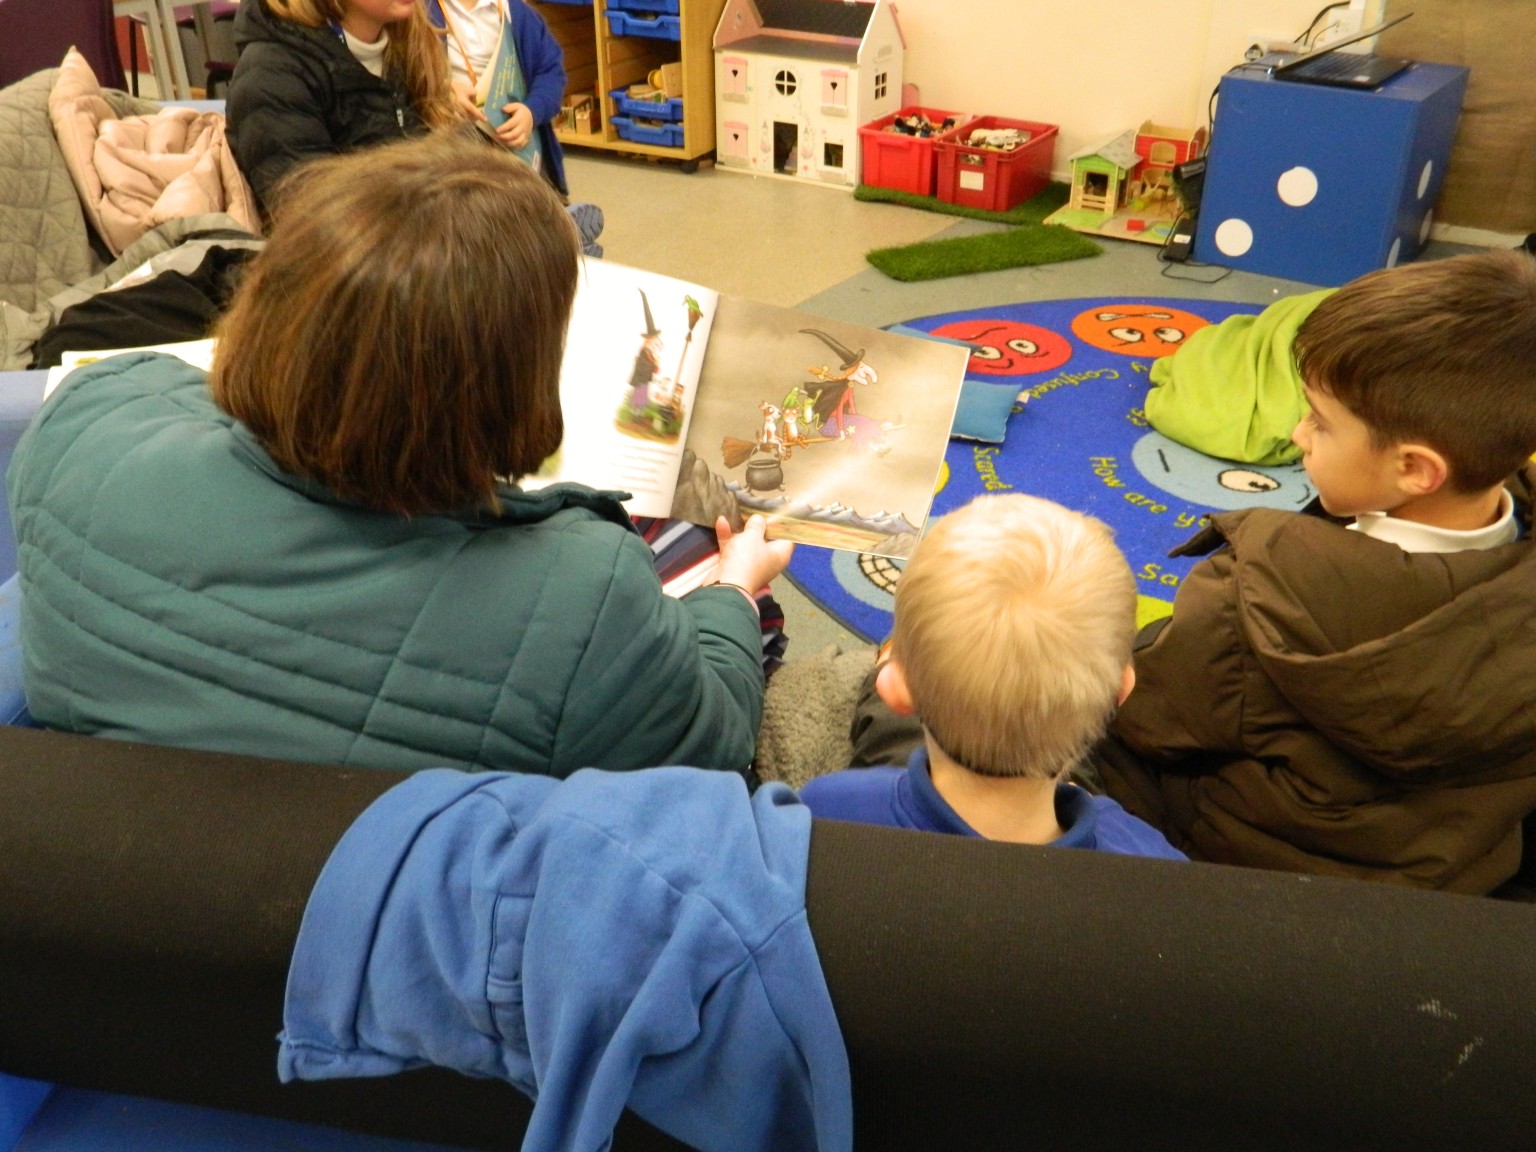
[1099,250,1536,893]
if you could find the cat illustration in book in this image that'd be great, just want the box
[779,404,808,456]
[757,402,785,459]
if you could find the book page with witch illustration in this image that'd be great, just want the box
[526,260,719,516]
[671,297,967,558]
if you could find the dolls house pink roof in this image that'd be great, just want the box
[716,0,880,64]
[754,0,876,38]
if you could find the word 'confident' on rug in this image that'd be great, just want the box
[786,296,1312,643]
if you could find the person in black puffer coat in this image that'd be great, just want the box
[226,0,461,212]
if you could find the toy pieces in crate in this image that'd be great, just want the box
[611,81,683,122]
[556,91,600,134]
[935,116,1058,213]
[959,125,1032,152]
[883,111,960,138]
[858,105,967,197]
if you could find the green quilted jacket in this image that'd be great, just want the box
[7,353,765,775]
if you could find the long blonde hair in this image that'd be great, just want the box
[265,0,460,130]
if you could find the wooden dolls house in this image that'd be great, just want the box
[1066,129,1140,214]
[1133,121,1207,199]
[714,0,904,185]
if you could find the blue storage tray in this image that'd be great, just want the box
[606,0,679,13]
[609,87,683,122]
[604,10,681,39]
[611,115,684,148]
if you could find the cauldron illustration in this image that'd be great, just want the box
[745,456,784,492]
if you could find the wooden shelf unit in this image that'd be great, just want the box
[537,0,726,169]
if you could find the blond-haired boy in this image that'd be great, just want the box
[1100,249,1536,893]
[800,495,1185,859]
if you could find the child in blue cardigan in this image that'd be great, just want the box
[801,495,1184,860]
[427,0,603,254]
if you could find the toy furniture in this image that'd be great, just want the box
[1066,128,1140,215]
[713,0,903,185]
[537,0,726,171]
[1066,121,1207,215]
[1,723,1535,1151]
[1133,121,1206,199]
[1194,61,1468,285]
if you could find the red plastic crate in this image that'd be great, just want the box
[857,106,968,196]
[935,117,1058,212]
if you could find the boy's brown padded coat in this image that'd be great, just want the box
[1099,466,1536,894]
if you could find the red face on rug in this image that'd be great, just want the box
[1069,305,1210,357]
[932,319,1072,376]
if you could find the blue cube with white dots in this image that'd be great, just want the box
[1194,62,1468,286]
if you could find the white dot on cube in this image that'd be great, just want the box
[1420,211,1433,243]
[1276,167,1319,207]
[1417,161,1433,199]
[1214,218,1255,257]
[1387,237,1402,267]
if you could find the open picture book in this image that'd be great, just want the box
[532,259,968,558]
[43,261,967,559]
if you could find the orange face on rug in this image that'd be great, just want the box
[1069,305,1210,357]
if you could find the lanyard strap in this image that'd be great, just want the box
[438,0,506,89]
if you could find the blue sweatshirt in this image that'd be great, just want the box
[800,749,1187,859]
[279,767,852,1152]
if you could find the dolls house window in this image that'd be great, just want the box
[721,121,748,161]
[874,71,888,100]
[722,56,747,100]
[821,69,848,112]
[775,69,798,96]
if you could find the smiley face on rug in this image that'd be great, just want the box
[1129,432,1312,512]
[929,318,1072,376]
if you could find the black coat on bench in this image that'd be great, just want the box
[1,725,1533,1151]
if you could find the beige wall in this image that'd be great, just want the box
[888,0,1348,169]
[885,0,1530,234]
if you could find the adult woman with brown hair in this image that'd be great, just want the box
[9,134,790,777]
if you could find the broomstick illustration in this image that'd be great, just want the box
[673,295,703,380]
[721,435,758,469]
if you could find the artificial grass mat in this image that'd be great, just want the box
[866,223,1102,282]
[855,180,1072,225]
[859,181,1101,281]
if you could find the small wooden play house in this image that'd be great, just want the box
[1133,121,1207,198]
[1066,129,1140,215]
[714,0,904,185]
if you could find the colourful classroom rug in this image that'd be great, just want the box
[784,295,1315,644]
